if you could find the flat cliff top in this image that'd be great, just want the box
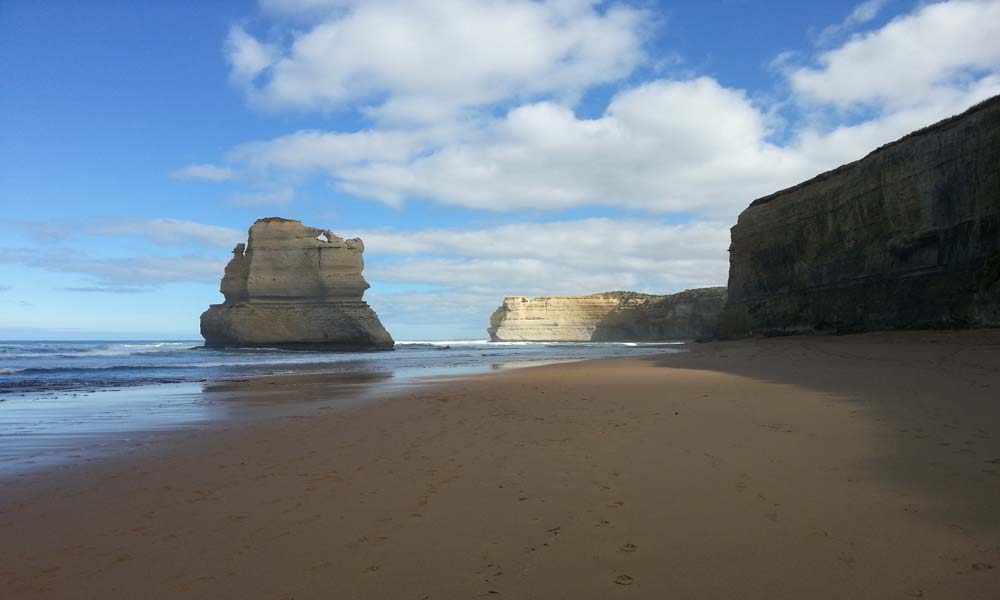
[503,287,726,303]
[747,94,1000,210]
[255,216,301,224]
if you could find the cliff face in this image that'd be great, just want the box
[200,218,394,349]
[487,288,727,342]
[724,96,1000,336]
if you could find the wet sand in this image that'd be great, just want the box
[2,331,999,599]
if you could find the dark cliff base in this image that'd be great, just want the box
[722,253,1000,337]
[592,287,728,341]
[725,95,1000,337]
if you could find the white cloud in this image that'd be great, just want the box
[213,0,1000,219]
[225,26,278,86]
[816,0,891,45]
[792,0,1000,109]
[89,219,244,248]
[228,127,448,173]
[356,218,728,266]
[9,218,244,249]
[792,77,1000,166]
[362,218,727,325]
[229,0,647,122]
[230,77,823,215]
[0,248,224,289]
[170,163,238,182]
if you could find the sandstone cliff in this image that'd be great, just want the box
[201,218,394,349]
[488,288,727,342]
[723,96,1000,336]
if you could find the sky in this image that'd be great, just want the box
[2,0,999,340]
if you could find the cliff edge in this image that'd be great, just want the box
[200,217,394,350]
[723,95,1000,337]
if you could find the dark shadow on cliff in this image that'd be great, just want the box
[590,288,727,342]
[641,330,1000,532]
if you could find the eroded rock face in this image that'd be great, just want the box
[201,218,394,349]
[487,288,727,342]
[724,96,1000,336]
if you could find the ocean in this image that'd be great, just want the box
[0,340,681,394]
[0,340,682,474]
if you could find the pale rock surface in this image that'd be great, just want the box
[201,218,394,349]
[488,288,727,342]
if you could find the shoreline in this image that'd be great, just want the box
[2,331,999,598]
[0,343,682,476]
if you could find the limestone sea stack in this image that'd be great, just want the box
[200,217,394,350]
[722,95,1000,337]
[488,288,727,342]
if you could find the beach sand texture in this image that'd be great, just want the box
[2,331,999,599]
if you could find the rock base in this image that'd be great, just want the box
[201,302,394,350]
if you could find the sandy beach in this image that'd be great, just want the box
[2,331,1000,599]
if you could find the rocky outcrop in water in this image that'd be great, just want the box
[722,96,1000,337]
[488,288,727,342]
[200,217,394,350]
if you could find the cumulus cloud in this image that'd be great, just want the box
[232,78,818,215]
[170,163,238,182]
[208,0,1000,219]
[792,0,1000,110]
[228,0,647,122]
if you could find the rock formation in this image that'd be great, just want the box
[200,217,394,350]
[722,95,1000,337]
[488,288,727,342]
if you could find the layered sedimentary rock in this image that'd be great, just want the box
[200,218,394,350]
[723,96,1000,337]
[488,288,727,342]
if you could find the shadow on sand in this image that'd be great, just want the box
[642,329,1000,532]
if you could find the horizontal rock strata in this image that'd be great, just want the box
[723,95,1000,336]
[201,218,394,350]
[488,288,727,342]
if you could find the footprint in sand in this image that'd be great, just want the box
[837,554,856,566]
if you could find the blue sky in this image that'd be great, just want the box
[2,0,999,340]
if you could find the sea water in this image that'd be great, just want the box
[0,340,681,394]
[0,340,682,475]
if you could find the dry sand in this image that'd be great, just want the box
[2,331,1000,599]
